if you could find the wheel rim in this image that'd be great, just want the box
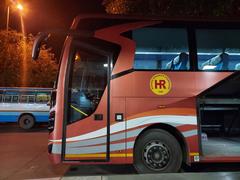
[143,141,170,171]
[20,116,34,129]
[24,119,31,125]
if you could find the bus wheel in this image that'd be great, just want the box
[18,114,35,130]
[134,129,182,173]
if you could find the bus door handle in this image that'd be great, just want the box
[94,114,103,121]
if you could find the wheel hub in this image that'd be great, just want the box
[143,141,170,170]
[24,119,30,124]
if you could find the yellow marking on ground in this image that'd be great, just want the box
[65,153,133,158]
[70,105,88,116]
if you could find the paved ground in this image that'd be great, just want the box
[0,123,69,180]
[62,172,240,180]
[2,123,240,180]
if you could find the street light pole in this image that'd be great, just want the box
[15,3,27,86]
[6,5,10,31]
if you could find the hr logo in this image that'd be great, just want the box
[150,74,172,95]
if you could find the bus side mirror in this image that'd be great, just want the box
[32,32,50,60]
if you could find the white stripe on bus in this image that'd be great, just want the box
[51,115,197,143]
[52,128,198,154]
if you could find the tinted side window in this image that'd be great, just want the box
[196,29,240,71]
[133,28,190,70]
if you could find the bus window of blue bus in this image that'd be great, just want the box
[28,95,35,103]
[20,95,28,103]
[36,92,51,103]
[0,87,52,130]
[12,95,19,103]
[20,91,36,103]
[4,95,12,103]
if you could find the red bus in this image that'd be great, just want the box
[33,15,240,173]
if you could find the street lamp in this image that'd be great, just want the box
[6,2,24,31]
[17,3,24,11]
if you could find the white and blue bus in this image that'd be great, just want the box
[0,87,52,129]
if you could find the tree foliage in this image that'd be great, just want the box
[102,0,240,17]
[0,30,58,87]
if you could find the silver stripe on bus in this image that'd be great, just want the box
[51,115,197,143]
[182,129,198,137]
[52,129,198,154]
[66,128,145,148]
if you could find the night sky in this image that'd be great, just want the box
[0,0,105,58]
[0,0,105,33]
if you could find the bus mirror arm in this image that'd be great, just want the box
[32,32,50,60]
[32,29,93,61]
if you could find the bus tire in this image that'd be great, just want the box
[134,129,182,173]
[18,114,35,130]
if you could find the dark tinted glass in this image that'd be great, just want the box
[196,29,240,71]
[133,28,189,70]
[68,49,108,123]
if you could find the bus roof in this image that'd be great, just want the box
[72,13,240,27]
[69,14,240,35]
[0,87,52,92]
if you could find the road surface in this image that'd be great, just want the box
[1,123,240,180]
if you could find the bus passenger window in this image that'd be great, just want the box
[0,95,2,102]
[36,93,50,103]
[28,96,35,103]
[132,28,189,70]
[4,95,12,103]
[165,52,189,70]
[196,29,240,71]
[12,95,19,103]
[20,95,28,103]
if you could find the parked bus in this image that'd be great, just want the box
[0,87,51,129]
[32,15,240,173]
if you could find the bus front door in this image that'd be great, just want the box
[63,43,111,162]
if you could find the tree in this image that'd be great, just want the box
[0,30,58,87]
[102,0,240,17]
